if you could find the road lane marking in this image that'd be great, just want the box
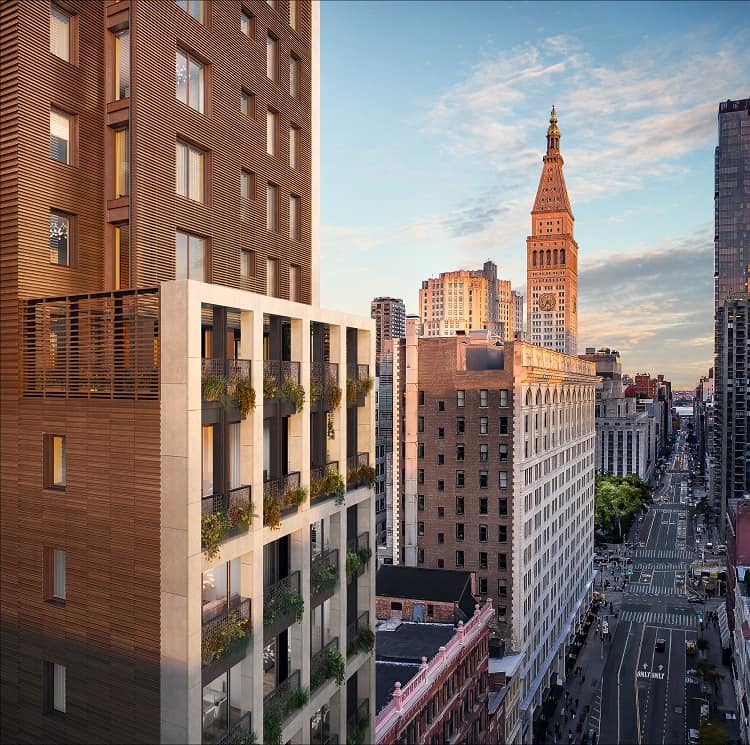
[617,621,635,744]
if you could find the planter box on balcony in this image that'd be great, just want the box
[263,571,303,644]
[310,549,338,607]
[201,598,252,686]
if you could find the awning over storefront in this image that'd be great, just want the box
[719,603,731,648]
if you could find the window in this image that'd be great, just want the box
[499,389,509,407]
[418,417,424,433]
[437,454,444,465]
[417,442,424,457]
[175,231,206,281]
[457,390,465,407]
[113,29,130,99]
[479,552,488,569]
[498,553,507,570]
[479,525,488,542]
[437,480,444,492]
[418,390,424,406]
[438,400,445,411]
[479,576,488,595]
[114,127,129,197]
[44,435,66,489]
[289,0,299,29]
[266,183,278,231]
[266,33,278,81]
[50,109,72,164]
[498,579,507,596]
[50,4,72,62]
[427,604,434,618]
[44,547,66,603]
[437,532,445,544]
[417,548,424,564]
[456,417,465,435]
[499,471,508,489]
[437,558,444,568]
[241,170,256,201]
[289,125,300,168]
[266,257,278,296]
[499,416,509,435]
[240,249,255,278]
[455,470,464,488]
[418,521,424,536]
[480,389,488,407]
[267,0,277,10]
[479,470,488,488]
[266,109,278,155]
[438,506,445,518]
[289,54,300,97]
[289,264,301,301]
[499,444,509,462]
[176,0,205,22]
[240,10,255,37]
[456,551,464,567]
[43,661,66,715]
[49,211,72,267]
[499,498,508,516]
[175,140,203,202]
[241,89,256,117]
[456,444,464,461]
[176,49,205,113]
[498,525,507,543]
[418,469,424,485]
[417,494,424,511]
[113,223,130,290]
[438,427,445,439]
[479,444,488,462]
[479,417,489,434]
[289,195,301,240]
[455,496,464,515]
[479,497,488,515]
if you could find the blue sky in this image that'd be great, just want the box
[319,1,750,388]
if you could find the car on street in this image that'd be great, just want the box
[688,728,700,745]
[656,638,666,652]
[717,544,727,554]
[593,591,606,602]
[686,639,696,655]
[706,542,714,550]
[688,594,705,603]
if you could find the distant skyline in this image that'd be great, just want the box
[319,1,749,388]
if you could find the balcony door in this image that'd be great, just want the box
[202,425,214,497]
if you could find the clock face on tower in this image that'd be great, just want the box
[539,292,557,311]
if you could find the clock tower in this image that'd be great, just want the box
[526,106,579,354]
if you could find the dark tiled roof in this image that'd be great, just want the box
[376,565,472,603]
[376,662,420,714]
[376,622,456,664]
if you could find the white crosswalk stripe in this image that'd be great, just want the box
[632,548,693,560]
[634,563,685,571]
[625,583,683,596]
[620,610,697,628]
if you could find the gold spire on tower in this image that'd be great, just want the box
[547,105,560,138]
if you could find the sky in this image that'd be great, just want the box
[317,1,750,389]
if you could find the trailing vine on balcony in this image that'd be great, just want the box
[279,376,305,412]
[201,512,230,560]
[202,615,250,663]
[263,587,305,626]
[310,469,345,504]
[234,377,256,419]
[202,373,225,401]
[311,558,338,595]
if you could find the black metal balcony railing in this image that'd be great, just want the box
[346,611,373,657]
[202,358,251,389]
[213,712,252,745]
[310,548,339,606]
[346,452,372,491]
[311,362,340,409]
[263,472,303,526]
[347,699,370,745]
[346,532,371,581]
[310,637,341,689]
[201,485,253,543]
[263,359,300,394]
[263,669,304,727]
[263,571,303,642]
[346,363,371,407]
[310,461,343,504]
[201,597,252,664]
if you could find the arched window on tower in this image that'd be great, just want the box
[560,248,566,265]
[546,250,551,266]
[553,249,558,265]
[532,251,537,267]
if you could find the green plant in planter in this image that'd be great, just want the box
[263,492,282,530]
[263,374,278,399]
[203,615,250,663]
[345,551,363,579]
[201,511,229,560]
[357,375,374,398]
[327,647,346,686]
[234,377,256,419]
[354,626,375,655]
[264,587,304,626]
[280,376,305,412]
[357,546,372,567]
[347,716,368,745]
[228,730,258,745]
[288,686,310,710]
[311,469,345,503]
[227,503,254,531]
[283,485,307,508]
[202,372,225,401]
[346,378,357,405]
[359,464,376,489]
[310,379,322,405]
[263,701,284,745]
[311,559,338,595]
[328,384,342,411]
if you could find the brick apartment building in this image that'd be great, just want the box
[0,2,375,743]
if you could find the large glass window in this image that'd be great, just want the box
[289,126,299,169]
[175,140,205,202]
[289,264,300,301]
[240,10,255,37]
[176,48,205,113]
[44,434,66,488]
[289,0,299,30]
[44,662,66,714]
[50,109,71,164]
[241,249,255,278]
[176,0,204,23]
[45,547,66,602]
[266,33,278,81]
[266,109,278,155]
[175,231,206,281]
[266,183,278,231]
[266,257,278,296]
[289,54,300,97]
[241,89,255,118]
[49,212,71,266]
[114,29,130,99]
[50,5,72,62]
[289,195,300,240]
[202,664,244,742]
[114,127,129,197]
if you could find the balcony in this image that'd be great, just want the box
[201,598,251,685]
[201,486,253,560]
[311,362,341,412]
[263,571,303,643]
[346,363,372,407]
[310,462,344,505]
[310,548,339,607]
[346,453,374,491]
[346,699,370,745]
[310,637,344,690]
[201,359,254,419]
[346,611,374,657]
[263,360,303,416]
[263,472,305,529]
[345,532,371,582]
[263,670,308,744]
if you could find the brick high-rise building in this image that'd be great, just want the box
[371,297,405,358]
[0,2,375,743]
[526,107,579,354]
[401,326,597,743]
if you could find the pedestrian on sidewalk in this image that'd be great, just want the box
[575,698,579,709]
[568,730,573,743]
[582,672,586,684]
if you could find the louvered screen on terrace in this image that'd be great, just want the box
[21,288,160,400]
